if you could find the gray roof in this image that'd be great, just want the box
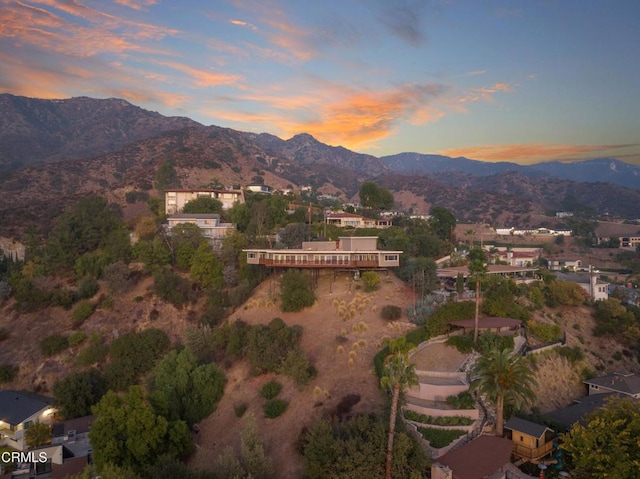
[504,416,552,439]
[584,372,640,396]
[0,390,54,425]
[544,393,621,432]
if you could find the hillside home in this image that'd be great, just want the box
[621,236,640,248]
[166,214,236,244]
[246,184,273,194]
[244,236,401,269]
[547,258,583,272]
[486,247,541,267]
[0,390,56,451]
[553,271,609,301]
[165,189,244,214]
[325,212,391,229]
[495,227,571,237]
[504,416,555,461]
[431,435,513,479]
[584,372,640,398]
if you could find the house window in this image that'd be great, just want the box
[24,420,33,429]
[384,255,398,261]
[248,253,256,259]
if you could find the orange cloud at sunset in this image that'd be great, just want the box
[439,143,638,164]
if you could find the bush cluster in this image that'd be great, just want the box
[417,427,467,448]
[259,380,283,400]
[39,334,69,356]
[445,391,475,409]
[263,398,289,419]
[380,305,402,321]
[404,409,473,426]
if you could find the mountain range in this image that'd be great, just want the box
[0,93,639,237]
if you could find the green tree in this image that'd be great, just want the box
[154,160,180,191]
[25,422,51,448]
[359,182,395,210]
[149,348,226,427]
[182,197,223,214]
[169,222,205,270]
[561,396,640,479]
[53,369,106,419]
[429,206,456,242]
[380,337,419,479]
[190,243,224,289]
[280,270,315,312]
[469,348,537,437]
[90,386,191,473]
[468,246,488,344]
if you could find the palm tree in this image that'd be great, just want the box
[467,246,488,345]
[380,337,419,479]
[469,348,538,437]
[465,229,475,248]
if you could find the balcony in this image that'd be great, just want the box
[257,258,379,268]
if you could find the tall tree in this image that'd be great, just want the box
[561,396,640,479]
[468,246,488,344]
[380,337,419,479]
[428,206,456,242]
[469,348,537,437]
[359,181,394,210]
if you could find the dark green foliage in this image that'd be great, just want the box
[77,276,99,299]
[543,280,587,307]
[0,364,18,383]
[280,348,316,385]
[90,386,192,473]
[103,261,135,293]
[153,269,194,307]
[359,182,394,210]
[8,274,51,312]
[68,330,86,347]
[190,243,224,289]
[125,191,149,204]
[404,410,473,426]
[482,278,530,320]
[593,298,637,336]
[154,160,180,191]
[374,327,427,378]
[182,197,223,214]
[40,334,68,356]
[246,317,303,375]
[105,329,170,391]
[259,380,283,400]
[302,414,429,479]
[76,333,109,366]
[381,305,402,320]
[416,427,466,448]
[263,398,288,418]
[278,223,309,248]
[51,287,77,309]
[53,369,106,419]
[528,321,562,342]
[280,270,315,312]
[476,331,514,356]
[445,334,474,353]
[445,391,475,409]
[234,402,248,418]
[426,301,475,337]
[429,206,456,242]
[149,348,226,427]
[143,455,217,479]
[133,237,172,270]
[44,195,126,272]
[72,300,95,324]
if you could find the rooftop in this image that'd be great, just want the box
[584,372,640,396]
[435,435,513,479]
[504,416,553,439]
[0,390,54,425]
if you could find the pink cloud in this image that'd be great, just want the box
[151,60,243,87]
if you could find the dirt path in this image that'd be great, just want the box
[189,270,416,478]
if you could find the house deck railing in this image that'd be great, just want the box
[257,259,380,268]
[512,441,554,461]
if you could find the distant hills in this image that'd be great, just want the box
[0,94,639,237]
[380,152,640,190]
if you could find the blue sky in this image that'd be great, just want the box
[1,0,639,165]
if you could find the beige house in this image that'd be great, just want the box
[165,189,244,214]
[584,372,640,398]
[166,214,236,244]
[504,416,555,461]
[325,212,391,229]
[0,390,57,451]
[244,236,401,269]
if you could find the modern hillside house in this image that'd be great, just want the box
[0,390,57,451]
[164,188,245,214]
[244,237,402,270]
[166,214,236,245]
[324,212,392,229]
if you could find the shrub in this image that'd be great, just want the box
[0,364,18,383]
[246,317,302,375]
[417,427,466,448]
[153,269,194,307]
[404,410,473,426]
[40,334,69,356]
[76,333,109,367]
[77,276,99,299]
[234,402,248,418]
[280,270,315,312]
[51,288,77,309]
[427,301,475,337]
[263,398,288,418]
[556,346,585,364]
[361,271,379,292]
[72,300,95,324]
[68,330,87,347]
[445,391,475,409]
[380,305,402,321]
[259,380,283,400]
[0,328,9,342]
[280,348,315,385]
[446,334,474,353]
[528,321,562,342]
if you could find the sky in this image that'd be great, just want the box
[1,0,639,165]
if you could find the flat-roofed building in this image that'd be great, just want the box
[165,189,244,214]
[244,236,401,269]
